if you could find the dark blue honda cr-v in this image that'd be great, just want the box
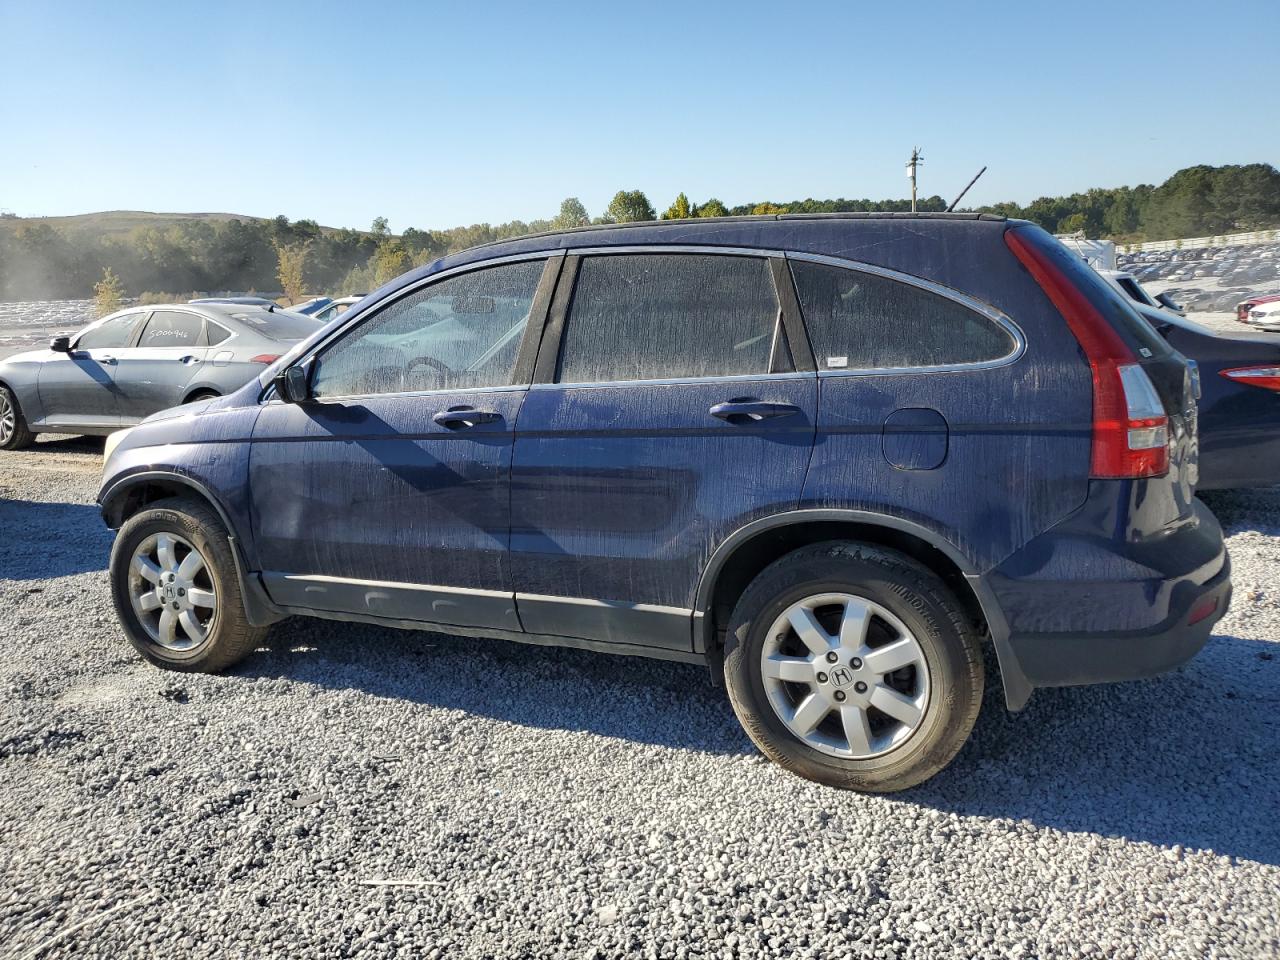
[98,213,1231,791]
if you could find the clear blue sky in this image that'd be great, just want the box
[2,0,1277,232]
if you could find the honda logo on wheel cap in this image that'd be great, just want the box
[830,666,854,687]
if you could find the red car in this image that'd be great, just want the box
[1237,294,1280,323]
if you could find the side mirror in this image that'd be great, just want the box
[273,365,312,404]
[50,336,71,353]
[1155,292,1185,315]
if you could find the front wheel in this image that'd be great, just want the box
[723,541,983,792]
[109,497,267,671]
[0,385,35,450]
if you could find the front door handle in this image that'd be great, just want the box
[432,406,502,428]
[98,355,117,365]
[709,399,801,422]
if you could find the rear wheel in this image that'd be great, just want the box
[0,386,35,450]
[110,497,267,672]
[184,390,219,404]
[723,541,983,792]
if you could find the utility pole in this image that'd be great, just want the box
[906,147,923,213]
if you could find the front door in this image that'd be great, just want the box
[510,251,818,651]
[113,309,209,421]
[37,310,145,429]
[248,256,556,632]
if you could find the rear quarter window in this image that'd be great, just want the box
[789,259,1017,371]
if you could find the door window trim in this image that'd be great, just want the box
[530,245,816,389]
[785,252,1026,377]
[264,251,563,405]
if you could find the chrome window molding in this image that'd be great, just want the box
[532,371,812,391]
[265,382,530,406]
[785,251,1027,376]
[562,244,787,259]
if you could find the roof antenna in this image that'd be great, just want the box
[947,166,987,213]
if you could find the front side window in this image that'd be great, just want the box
[137,310,204,348]
[77,312,142,350]
[556,254,781,384]
[790,260,1016,371]
[311,259,545,398]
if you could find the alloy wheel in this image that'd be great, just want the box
[127,532,218,651]
[0,392,14,445]
[760,592,930,759]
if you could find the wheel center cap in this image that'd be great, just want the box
[829,665,856,688]
[162,582,179,602]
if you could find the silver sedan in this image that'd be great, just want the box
[0,303,320,449]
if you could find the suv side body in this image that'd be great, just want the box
[99,214,1230,788]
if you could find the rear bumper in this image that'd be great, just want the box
[1001,553,1229,692]
[979,494,1230,710]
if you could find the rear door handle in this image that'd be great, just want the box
[432,407,502,428]
[98,355,117,365]
[709,399,801,422]
[179,355,202,365]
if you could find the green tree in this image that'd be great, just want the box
[551,197,590,230]
[372,238,410,286]
[604,190,656,223]
[696,198,729,218]
[273,238,310,304]
[1057,213,1088,234]
[751,202,787,215]
[93,266,125,317]
[371,216,391,238]
[661,192,695,220]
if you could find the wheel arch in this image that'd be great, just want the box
[181,386,221,405]
[99,471,285,627]
[100,471,238,535]
[694,510,1030,710]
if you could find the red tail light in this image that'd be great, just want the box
[1221,366,1280,392]
[1005,228,1169,479]
[248,354,281,364]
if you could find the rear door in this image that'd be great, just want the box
[113,309,210,421]
[509,249,818,651]
[37,310,145,429]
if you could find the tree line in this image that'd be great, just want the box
[2,163,1277,302]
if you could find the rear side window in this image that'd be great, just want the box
[790,260,1016,371]
[206,322,231,345]
[138,310,203,348]
[77,312,142,349]
[556,254,781,384]
[229,310,319,341]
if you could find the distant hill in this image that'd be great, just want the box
[0,210,268,237]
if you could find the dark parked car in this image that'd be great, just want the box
[1139,303,1280,489]
[96,214,1229,792]
[0,303,321,447]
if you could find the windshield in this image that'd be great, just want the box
[228,309,320,341]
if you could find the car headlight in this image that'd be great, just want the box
[102,427,133,469]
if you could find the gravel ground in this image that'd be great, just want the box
[1,441,1279,960]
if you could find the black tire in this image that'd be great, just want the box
[109,496,267,672]
[184,390,220,404]
[723,541,983,792]
[0,384,35,450]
